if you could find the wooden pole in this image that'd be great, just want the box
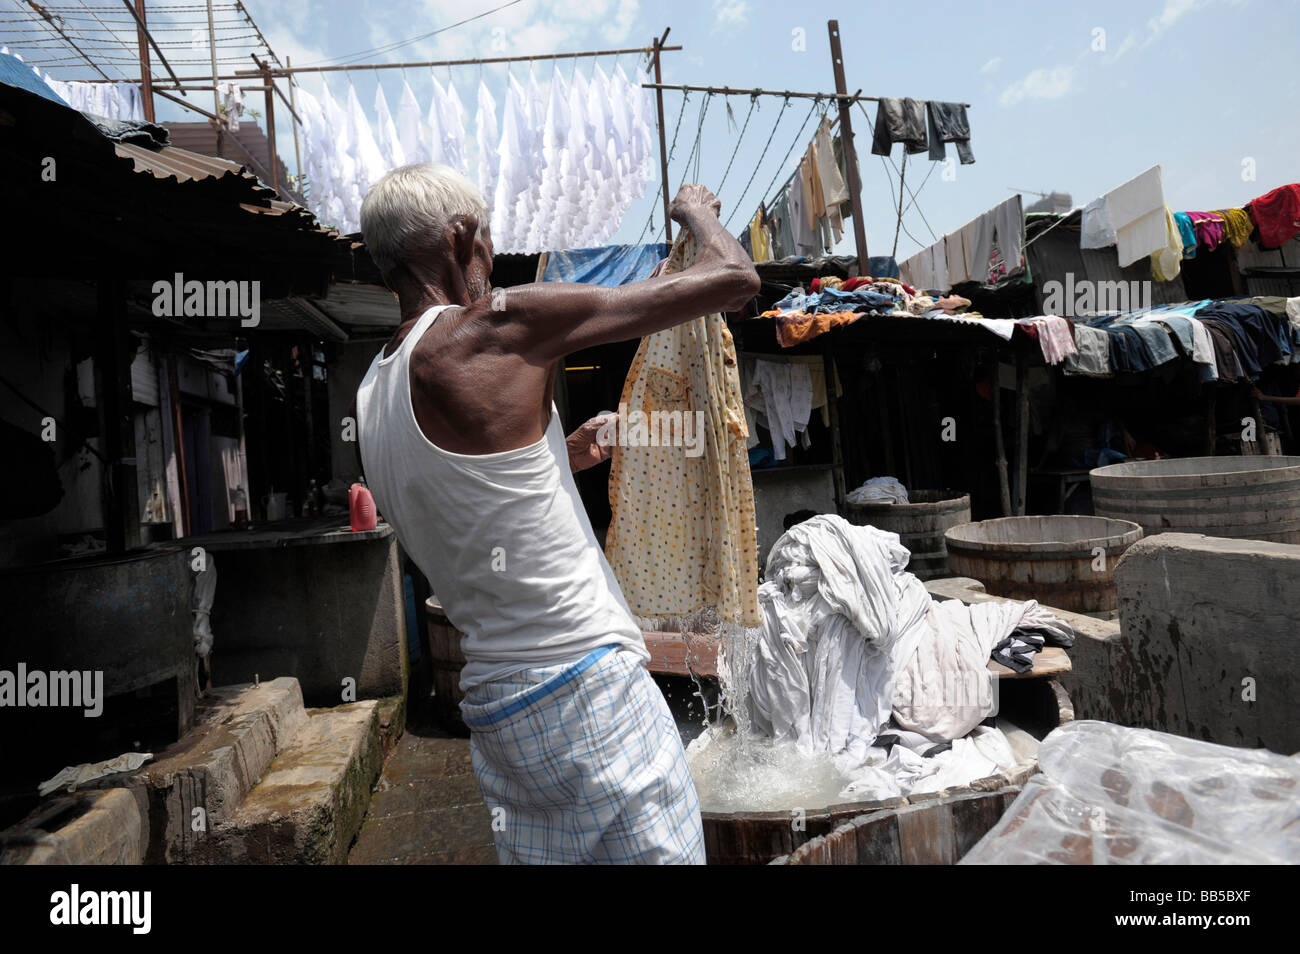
[261,61,280,194]
[827,20,869,266]
[823,344,846,513]
[990,357,1012,517]
[653,29,674,242]
[95,280,141,551]
[1014,352,1029,515]
[233,44,681,78]
[167,354,191,536]
[207,0,222,157]
[133,0,154,122]
[287,56,303,195]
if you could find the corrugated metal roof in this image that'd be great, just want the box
[115,140,259,186]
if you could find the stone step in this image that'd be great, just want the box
[131,677,310,862]
[194,700,382,864]
[1,679,382,865]
[0,788,147,865]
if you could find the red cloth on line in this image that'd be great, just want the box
[1247,183,1300,249]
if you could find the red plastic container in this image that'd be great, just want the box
[349,483,377,531]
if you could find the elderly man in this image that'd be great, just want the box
[355,163,759,865]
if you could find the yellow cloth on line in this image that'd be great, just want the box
[748,208,772,263]
[605,230,761,629]
[1215,208,1253,249]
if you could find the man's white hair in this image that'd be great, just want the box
[360,162,488,279]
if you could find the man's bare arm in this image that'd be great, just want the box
[490,185,760,361]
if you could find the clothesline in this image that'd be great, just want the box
[640,81,971,108]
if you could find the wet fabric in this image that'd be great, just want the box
[605,231,761,629]
[463,646,704,865]
[871,97,928,157]
[926,101,974,164]
[743,515,1074,770]
[1247,183,1300,249]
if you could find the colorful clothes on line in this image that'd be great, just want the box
[771,310,864,347]
[462,646,705,865]
[605,230,761,628]
[1021,316,1078,365]
[1214,208,1254,249]
[1246,184,1300,249]
[1174,211,1198,259]
[1186,211,1226,251]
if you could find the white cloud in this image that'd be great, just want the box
[712,0,750,29]
[1105,0,1206,63]
[998,65,1075,108]
[979,56,1001,74]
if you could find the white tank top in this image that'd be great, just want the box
[356,305,648,690]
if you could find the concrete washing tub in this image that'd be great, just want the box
[693,671,1074,865]
[944,515,1143,619]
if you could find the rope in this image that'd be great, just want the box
[723,95,807,230]
[754,98,821,218]
[678,90,713,191]
[636,86,693,244]
[892,152,907,259]
[857,100,936,251]
[714,94,757,195]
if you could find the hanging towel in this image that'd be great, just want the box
[1104,165,1167,268]
[605,231,761,631]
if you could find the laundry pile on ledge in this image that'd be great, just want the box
[726,515,1074,801]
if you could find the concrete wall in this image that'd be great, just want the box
[752,469,837,565]
[1071,533,1300,755]
[327,340,384,486]
[210,533,407,708]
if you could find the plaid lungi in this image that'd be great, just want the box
[460,645,705,865]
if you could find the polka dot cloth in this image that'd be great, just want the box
[605,231,762,628]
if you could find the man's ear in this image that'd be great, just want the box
[451,213,480,270]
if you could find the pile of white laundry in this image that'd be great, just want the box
[291,65,656,247]
[720,514,1074,802]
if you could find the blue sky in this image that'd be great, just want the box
[7,0,1298,260]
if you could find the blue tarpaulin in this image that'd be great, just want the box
[542,244,669,286]
[0,51,71,109]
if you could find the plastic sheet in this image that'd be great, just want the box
[960,721,1300,864]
